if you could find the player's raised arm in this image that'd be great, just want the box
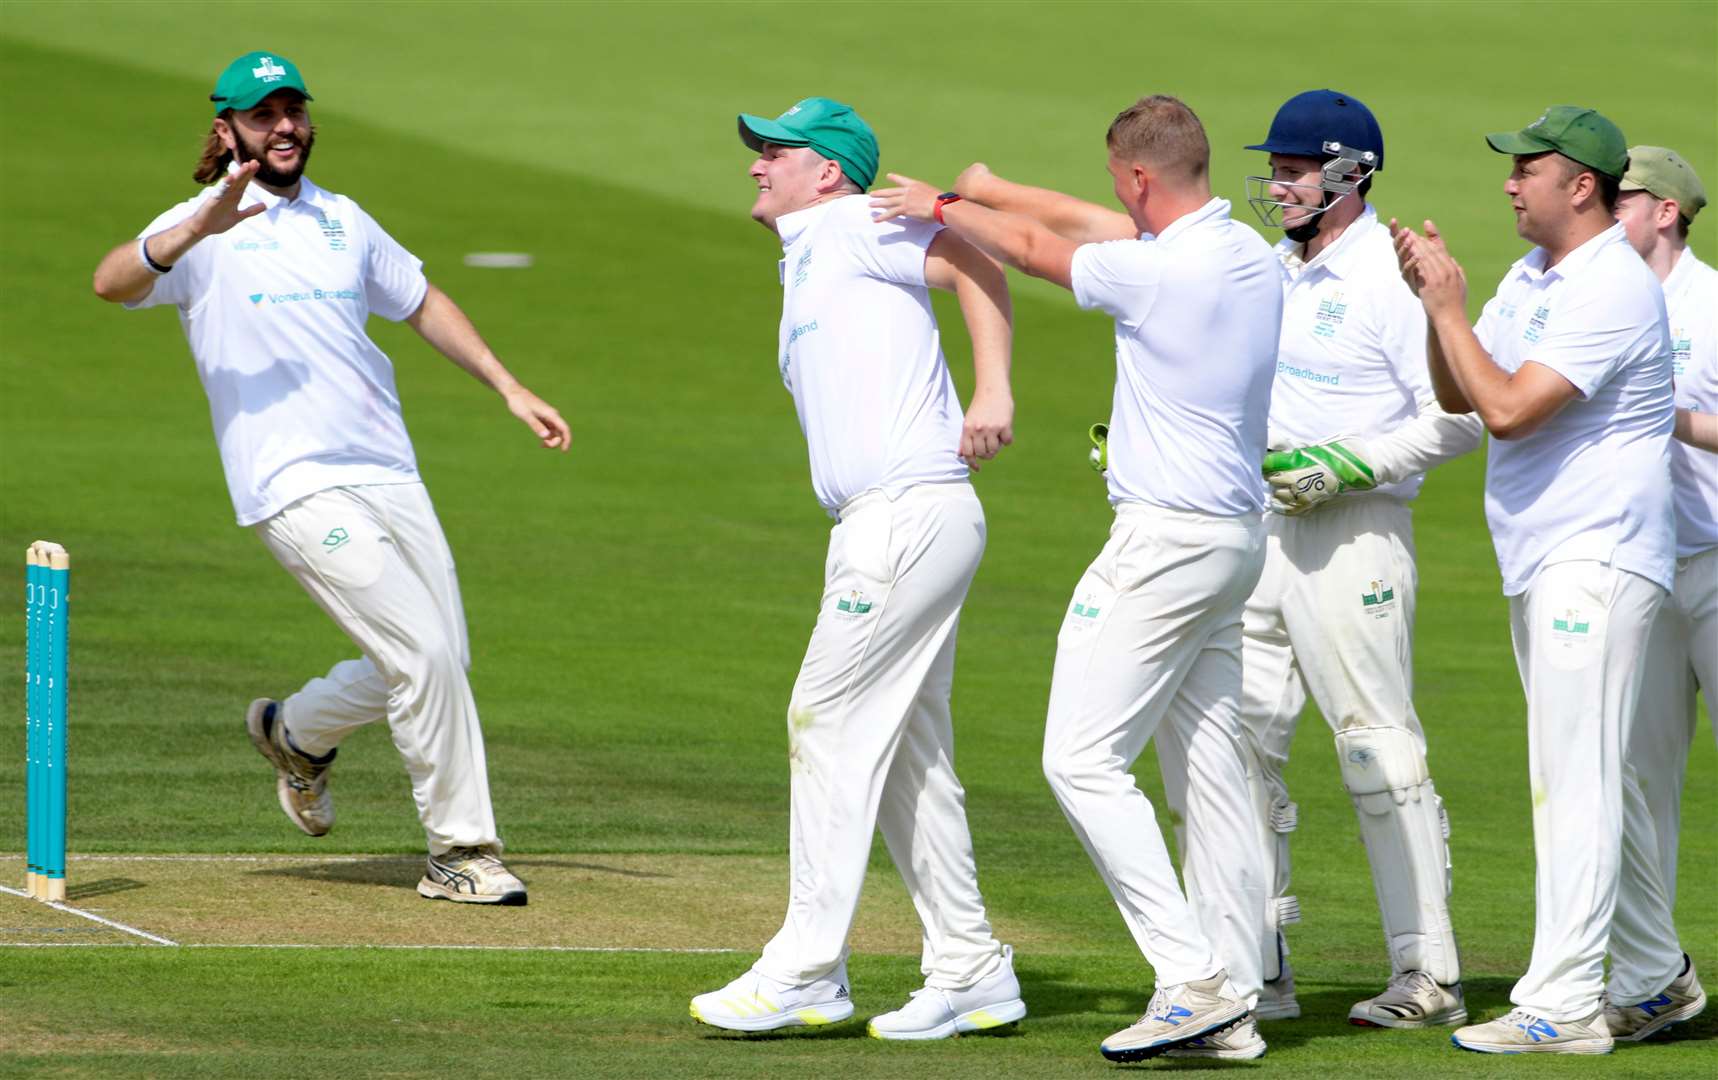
[872,173,1081,289]
[93,160,265,303]
[404,283,570,451]
[954,162,1137,243]
[926,230,1014,468]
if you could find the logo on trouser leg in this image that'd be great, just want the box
[835,590,873,616]
[1550,609,1590,637]
[1360,579,1396,615]
[321,527,350,553]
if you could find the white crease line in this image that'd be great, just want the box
[0,884,178,946]
[1,941,737,953]
[0,854,422,863]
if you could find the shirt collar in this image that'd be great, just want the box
[1516,222,1626,282]
[1141,196,1229,243]
[1277,205,1377,280]
[1662,244,1700,293]
[775,195,849,248]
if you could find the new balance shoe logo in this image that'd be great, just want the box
[1152,1005,1193,1026]
[1636,993,1672,1017]
[1517,1017,1558,1042]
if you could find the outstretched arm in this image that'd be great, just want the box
[1393,218,1578,440]
[926,230,1013,469]
[954,163,1136,243]
[93,161,266,303]
[405,283,570,451]
[873,173,1080,290]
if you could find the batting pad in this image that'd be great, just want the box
[1336,725,1461,984]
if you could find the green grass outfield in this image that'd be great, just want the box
[1,1,1714,1076]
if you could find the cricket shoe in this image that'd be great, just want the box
[1604,953,1707,1041]
[690,963,853,1032]
[1350,971,1467,1028]
[1163,1016,1267,1059]
[868,945,1027,1040]
[245,698,335,837]
[1256,964,1301,1021]
[417,846,527,905]
[1099,972,1251,1062]
[1451,1007,1612,1054]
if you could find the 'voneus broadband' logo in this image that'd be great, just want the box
[249,288,361,306]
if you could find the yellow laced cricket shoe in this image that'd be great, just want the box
[1604,954,1707,1042]
[1451,1007,1612,1054]
[245,698,335,836]
[690,963,853,1033]
[417,845,527,906]
[867,944,1027,1040]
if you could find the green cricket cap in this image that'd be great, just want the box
[1486,105,1627,178]
[1622,146,1707,224]
[210,51,311,115]
[738,97,879,190]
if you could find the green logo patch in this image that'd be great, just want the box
[321,527,350,553]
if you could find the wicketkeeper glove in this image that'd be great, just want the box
[1261,437,1377,515]
[1088,423,1109,474]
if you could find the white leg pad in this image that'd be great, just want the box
[1337,725,1461,984]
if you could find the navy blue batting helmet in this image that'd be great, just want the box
[1246,89,1384,170]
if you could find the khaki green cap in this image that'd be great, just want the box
[1622,146,1707,224]
[1486,105,1628,178]
[210,51,311,115]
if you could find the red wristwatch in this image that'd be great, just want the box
[933,192,962,224]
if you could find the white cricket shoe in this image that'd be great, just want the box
[867,945,1027,1040]
[1163,1016,1267,1059]
[417,846,528,905]
[245,698,334,836]
[1350,970,1467,1028]
[690,963,854,1032]
[1604,954,1707,1041]
[1451,1007,1612,1054]
[1099,972,1251,1062]
[1256,964,1300,1021]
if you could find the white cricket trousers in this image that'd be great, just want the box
[253,482,500,856]
[1628,547,1717,906]
[1507,560,1680,1020]
[1210,497,1458,983]
[1042,502,1268,996]
[757,482,1006,990]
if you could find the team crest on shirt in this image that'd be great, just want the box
[793,246,813,287]
[1360,579,1396,617]
[835,589,874,617]
[1522,304,1551,344]
[316,213,348,252]
[1313,291,1348,339]
[1671,328,1690,375]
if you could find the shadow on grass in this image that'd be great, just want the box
[248,856,671,889]
[65,876,148,901]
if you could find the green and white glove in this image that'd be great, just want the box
[1261,437,1377,515]
[1088,422,1109,474]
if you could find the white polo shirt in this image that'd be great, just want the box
[128,170,429,526]
[1475,223,1675,595]
[1070,197,1279,516]
[1662,247,1718,557]
[773,195,967,514]
[1271,207,1433,501]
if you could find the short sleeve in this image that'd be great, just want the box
[1070,239,1161,325]
[848,211,940,287]
[350,199,428,322]
[124,197,209,311]
[1525,279,1664,399]
[1473,292,1505,353]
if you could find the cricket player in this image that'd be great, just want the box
[91,52,569,905]
[1392,106,1683,1054]
[1169,89,1478,1028]
[689,97,1025,1040]
[1605,145,1712,1041]
[873,94,1279,1062]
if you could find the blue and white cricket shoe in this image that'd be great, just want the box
[1099,973,1251,1062]
[1604,954,1707,1041]
[1451,1007,1612,1054]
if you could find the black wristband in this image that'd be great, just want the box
[139,237,173,275]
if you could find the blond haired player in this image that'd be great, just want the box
[875,94,1278,1062]
[689,96,1024,1041]
[1604,144,1712,1041]
[91,52,568,904]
